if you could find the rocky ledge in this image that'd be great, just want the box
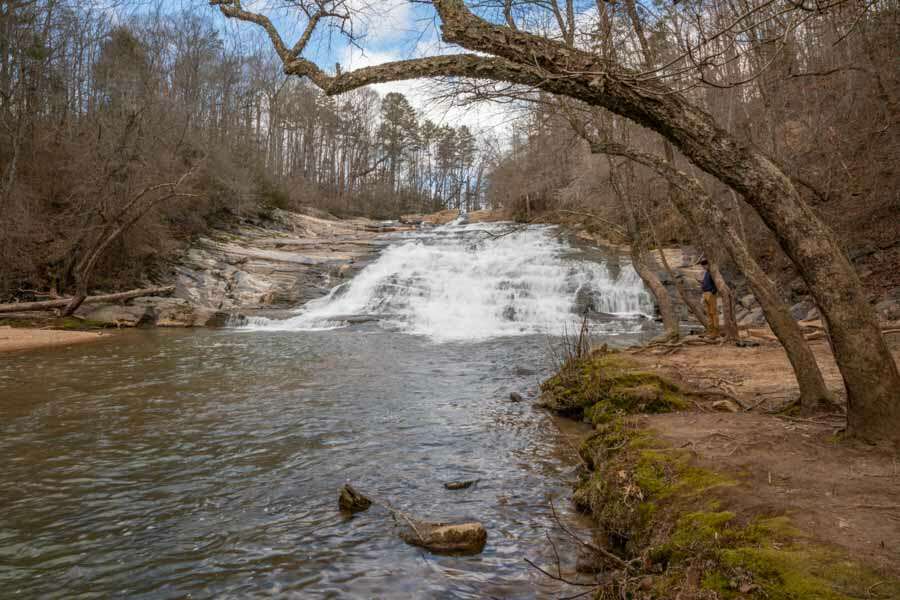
[76,209,408,328]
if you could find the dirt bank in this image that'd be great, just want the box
[537,342,900,598]
[629,332,900,411]
[0,325,111,353]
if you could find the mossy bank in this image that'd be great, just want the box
[540,350,899,599]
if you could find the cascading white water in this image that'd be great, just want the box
[242,222,655,342]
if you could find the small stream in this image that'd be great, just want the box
[0,222,658,599]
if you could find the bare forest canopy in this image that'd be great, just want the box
[0,0,490,300]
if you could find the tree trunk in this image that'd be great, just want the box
[610,159,680,341]
[62,282,88,317]
[0,286,176,313]
[641,212,709,330]
[632,247,679,341]
[590,141,833,410]
[708,259,738,342]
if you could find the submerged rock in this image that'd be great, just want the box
[338,484,372,513]
[444,479,479,490]
[576,547,606,574]
[509,392,524,403]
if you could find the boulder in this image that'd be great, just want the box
[789,299,817,321]
[79,304,152,327]
[398,521,487,554]
[875,297,900,321]
[204,311,242,328]
[739,294,756,309]
[509,391,524,403]
[131,297,198,327]
[738,307,766,327]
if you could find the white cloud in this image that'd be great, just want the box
[336,44,517,136]
[344,0,414,44]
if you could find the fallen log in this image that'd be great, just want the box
[0,286,175,314]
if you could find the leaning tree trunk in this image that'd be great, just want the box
[590,141,833,410]
[641,212,710,331]
[612,161,680,341]
[632,246,679,341]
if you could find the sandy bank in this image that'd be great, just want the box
[0,326,111,353]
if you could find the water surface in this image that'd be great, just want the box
[0,223,657,598]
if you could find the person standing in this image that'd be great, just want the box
[700,259,720,337]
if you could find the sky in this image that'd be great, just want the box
[205,0,523,137]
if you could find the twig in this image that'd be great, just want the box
[523,557,596,587]
[548,500,635,573]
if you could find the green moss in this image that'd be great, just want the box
[578,420,630,468]
[539,351,687,420]
[675,465,736,496]
[634,449,675,496]
[665,510,736,561]
[566,415,898,599]
[720,543,897,599]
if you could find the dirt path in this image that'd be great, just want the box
[643,411,900,577]
[631,335,899,410]
[625,335,900,577]
[0,325,111,353]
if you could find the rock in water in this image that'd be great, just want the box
[398,520,487,554]
[444,479,479,490]
[338,484,372,513]
[509,392,524,403]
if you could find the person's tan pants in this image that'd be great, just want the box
[703,292,720,336]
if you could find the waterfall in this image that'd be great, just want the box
[242,222,654,342]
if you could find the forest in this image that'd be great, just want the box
[0,0,487,301]
[1,1,899,598]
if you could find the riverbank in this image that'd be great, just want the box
[538,340,900,598]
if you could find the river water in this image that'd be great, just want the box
[0,222,656,599]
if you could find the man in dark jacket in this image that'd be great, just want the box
[700,259,720,337]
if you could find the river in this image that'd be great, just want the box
[0,221,657,599]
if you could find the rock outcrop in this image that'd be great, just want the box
[72,209,400,328]
[173,210,390,313]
